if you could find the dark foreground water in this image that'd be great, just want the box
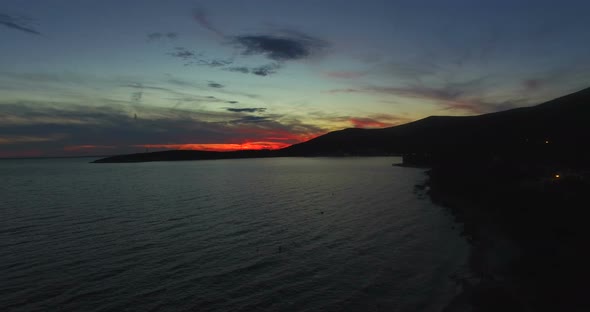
[0,157,467,312]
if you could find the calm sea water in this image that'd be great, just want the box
[0,157,468,312]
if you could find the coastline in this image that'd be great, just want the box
[425,159,590,312]
[426,174,526,312]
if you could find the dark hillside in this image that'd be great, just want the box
[284,87,590,158]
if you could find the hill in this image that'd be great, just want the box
[93,87,590,163]
[283,86,590,157]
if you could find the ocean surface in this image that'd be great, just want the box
[0,157,468,312]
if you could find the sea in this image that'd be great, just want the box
[0,157,468,312]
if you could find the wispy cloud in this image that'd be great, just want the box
[192,7,225,38]
[0,134,64,145]
[121,83,241,108]
[165,76,260,99]
[167,47,201,63]
[326,79,520,114]
[225,63,281,76]
[0,13,41,35]
[230,115,270,124]
[231,33,328,62]
[226,108,266,113]
[208,82,224,88]
[166,47,233,67]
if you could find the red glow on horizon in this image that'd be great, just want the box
[135,142,291,152]
[133,130,325,152]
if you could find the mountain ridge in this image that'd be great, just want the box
[284,86,590,156]
[93,86,590,163]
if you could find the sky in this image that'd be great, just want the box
[1,0,590,158]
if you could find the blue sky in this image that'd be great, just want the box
[1,0,589,157]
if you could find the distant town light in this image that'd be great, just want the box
[554,174,560,179]
[545,140,550,144]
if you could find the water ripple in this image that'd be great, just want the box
[0,157,468,312]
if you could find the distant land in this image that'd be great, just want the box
[93,86,590,164]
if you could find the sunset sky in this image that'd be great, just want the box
[1,0,590,157]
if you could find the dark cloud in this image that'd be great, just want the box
[166,23,326,76]
[208,82,224,88]
[232,33,328,62]
[0,13,40,35]
[231,115,270,124]
[224,31,328,76]
[226,108,266,113]
[192,8,224,37]
[226,101,239,104]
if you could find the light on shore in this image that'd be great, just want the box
[554,174,560,179]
